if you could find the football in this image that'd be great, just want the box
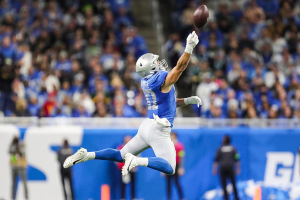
[193,5,209,29]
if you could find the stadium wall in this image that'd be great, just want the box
[1,125,300,200]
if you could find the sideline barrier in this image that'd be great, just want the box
[1,125,300,200]
[0,117,300,128]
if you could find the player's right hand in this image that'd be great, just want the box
[185,31,199,54]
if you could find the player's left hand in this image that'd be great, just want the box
[178,168,185,176]
[185,31,199,54]
[184,96,202,107]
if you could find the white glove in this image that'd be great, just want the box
[153,114,171,127]
[184,96,202,107]
[185,31,199,54]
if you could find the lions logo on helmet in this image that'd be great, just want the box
[136,53,168,78]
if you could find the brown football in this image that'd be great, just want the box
[193,5,209,29]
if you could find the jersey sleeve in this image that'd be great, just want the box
[149,71,169,90]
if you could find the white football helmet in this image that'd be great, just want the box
[136,53,168,78]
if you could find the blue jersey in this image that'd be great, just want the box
[141,71,176,127]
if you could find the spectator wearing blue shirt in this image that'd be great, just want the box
[88,64,108,93]
[126,27,148,59]
[30,19,42,39]
[113,103,138,118]
[230,3,243,23]
[108,0,130,14]
[0,0,15,16]
[99,44,114,69]
[44,1,63,22]
[208,106,226,119]
[257,0,279,18]
[37,86,48,107]
[22,76,38,101]
[27,95,40,116]
[115,7,132,27]
[70,73,84,94]
[55,51,72,73]
[217,79,230,101]
[54,107,70,117]
[258,100,270,119]
[208,99,227,119]
[73,104,91,117]
[57,80,73,102]
[1,36,17,62]
[200,22,223,48]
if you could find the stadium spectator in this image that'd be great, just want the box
[0,60,15,115]
[15,98,31,117]
[181,1,196,38]
[165,0,300,119]
[216,3,234,34]
[73,104,91,117]
[1,0,300,120]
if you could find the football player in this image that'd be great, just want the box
[64,31,201,176]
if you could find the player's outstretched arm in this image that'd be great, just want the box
[176,96,202,107]
[161,31,199,93]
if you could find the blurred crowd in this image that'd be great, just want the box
[2,0,300,119]
[0,0,149,118]
[166,0,300,119]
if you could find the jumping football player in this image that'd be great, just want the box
[63,31,201,176]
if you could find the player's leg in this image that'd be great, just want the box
[119,132,150,158]
[64,119,151,168]
[148,124,176,174]
[122,122,175,176]
[63,147,123,168]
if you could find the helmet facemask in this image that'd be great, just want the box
[149,59,168,75]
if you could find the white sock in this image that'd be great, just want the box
[87,152,95,160]
[136,157,148,167]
